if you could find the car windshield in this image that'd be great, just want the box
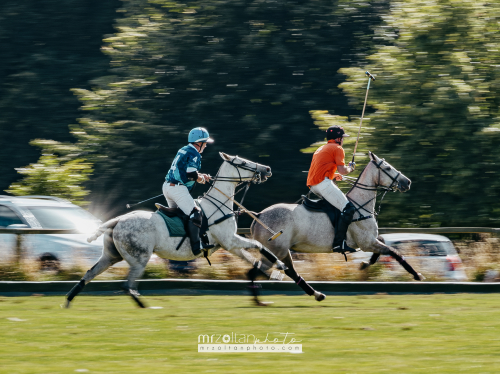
[26,206,100,232]
[392,240,455,256]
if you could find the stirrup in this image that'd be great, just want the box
[332,240,357,254]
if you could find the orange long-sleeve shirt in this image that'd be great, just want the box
[306,140,345,187]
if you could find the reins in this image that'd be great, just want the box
[201,158,265,226]
[342,159,401,220]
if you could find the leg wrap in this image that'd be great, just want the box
[284,268,315,296]
[247,266,261,299]
[66,279,85,302]
[247,265,261,281]
[369,252,381,265]
[389,250,420,280]
[295,275,315,296]
[259,247,278,264]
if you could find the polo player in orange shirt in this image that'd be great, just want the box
[307,125,357,253]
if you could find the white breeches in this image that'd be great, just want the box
[310,178,349,211]
[162,181,196,215]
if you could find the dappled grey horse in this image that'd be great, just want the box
[65,152,286,308]
[251,152,424,301]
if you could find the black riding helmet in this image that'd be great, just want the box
[326,125,350,141]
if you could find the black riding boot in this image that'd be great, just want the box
[188,208,214,256]
[332,202,357,253]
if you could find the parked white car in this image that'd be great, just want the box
[0,195,104,270]
[352,233,468,281]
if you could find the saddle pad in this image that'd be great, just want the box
[155,210,186,237]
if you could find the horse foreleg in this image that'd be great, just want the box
[246,265,271,306]
[359,236,383,270]
[360,253,381,271]
[282,251,325,302]
[371,239,424,281]
[222,235,287,276]
[221,235,285,306]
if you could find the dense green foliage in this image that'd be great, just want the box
[340,0,500,227]
[5,0,387,221]
[2,0,500,227]
[5,154,92,206]
[0,0,120,201]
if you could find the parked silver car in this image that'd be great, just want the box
[0,195,104,270]
[352,233,468,281]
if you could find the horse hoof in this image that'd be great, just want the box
[314,291,326,302]
[415,273,425,281]
[359,261,370,270]
[63,300,71,309]
[255,300,273,307]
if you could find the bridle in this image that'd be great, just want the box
[202,157,270,226]
[342,158,402,221]
[209,157,267,184]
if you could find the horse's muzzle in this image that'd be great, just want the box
[398,177,411,192]
[258,168,272,183]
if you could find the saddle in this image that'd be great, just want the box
[155,203,210,248]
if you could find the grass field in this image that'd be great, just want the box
[1,294,500,373]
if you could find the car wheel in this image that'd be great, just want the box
[39,253,61,272]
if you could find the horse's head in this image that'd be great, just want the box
[368,152,411,192]
[219,152,272,183]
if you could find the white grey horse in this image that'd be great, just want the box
[65,152,287,308]
[250,152,424,301]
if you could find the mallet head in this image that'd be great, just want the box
[365,71,375,81]
[268,229,284,242]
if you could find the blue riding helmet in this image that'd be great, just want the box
[188,127,214,143]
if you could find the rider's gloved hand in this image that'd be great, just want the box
[197,174,207,184]
[348,161,356,170]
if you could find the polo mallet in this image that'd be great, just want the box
[126,194,163,209]
[211,185,284,241]
[352,71,376,163]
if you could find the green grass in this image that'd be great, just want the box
[1,294,500,373]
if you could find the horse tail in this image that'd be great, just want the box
[87,216,122,243]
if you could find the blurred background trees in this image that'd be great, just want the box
[2,0,500,227]
[340,0,500,227]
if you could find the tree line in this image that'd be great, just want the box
[2,0,500,228]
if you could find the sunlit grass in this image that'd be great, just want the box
[1,294,499,373]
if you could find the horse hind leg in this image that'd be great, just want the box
[281,251,325,302]
[122,262,148,308]
[65,256,121,308]
[65,232,123,308]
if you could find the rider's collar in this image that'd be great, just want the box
[327,139,342,145]
[188,143,202,155]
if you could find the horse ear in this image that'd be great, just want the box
[219,152,231,161]
[369,151,376,161]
